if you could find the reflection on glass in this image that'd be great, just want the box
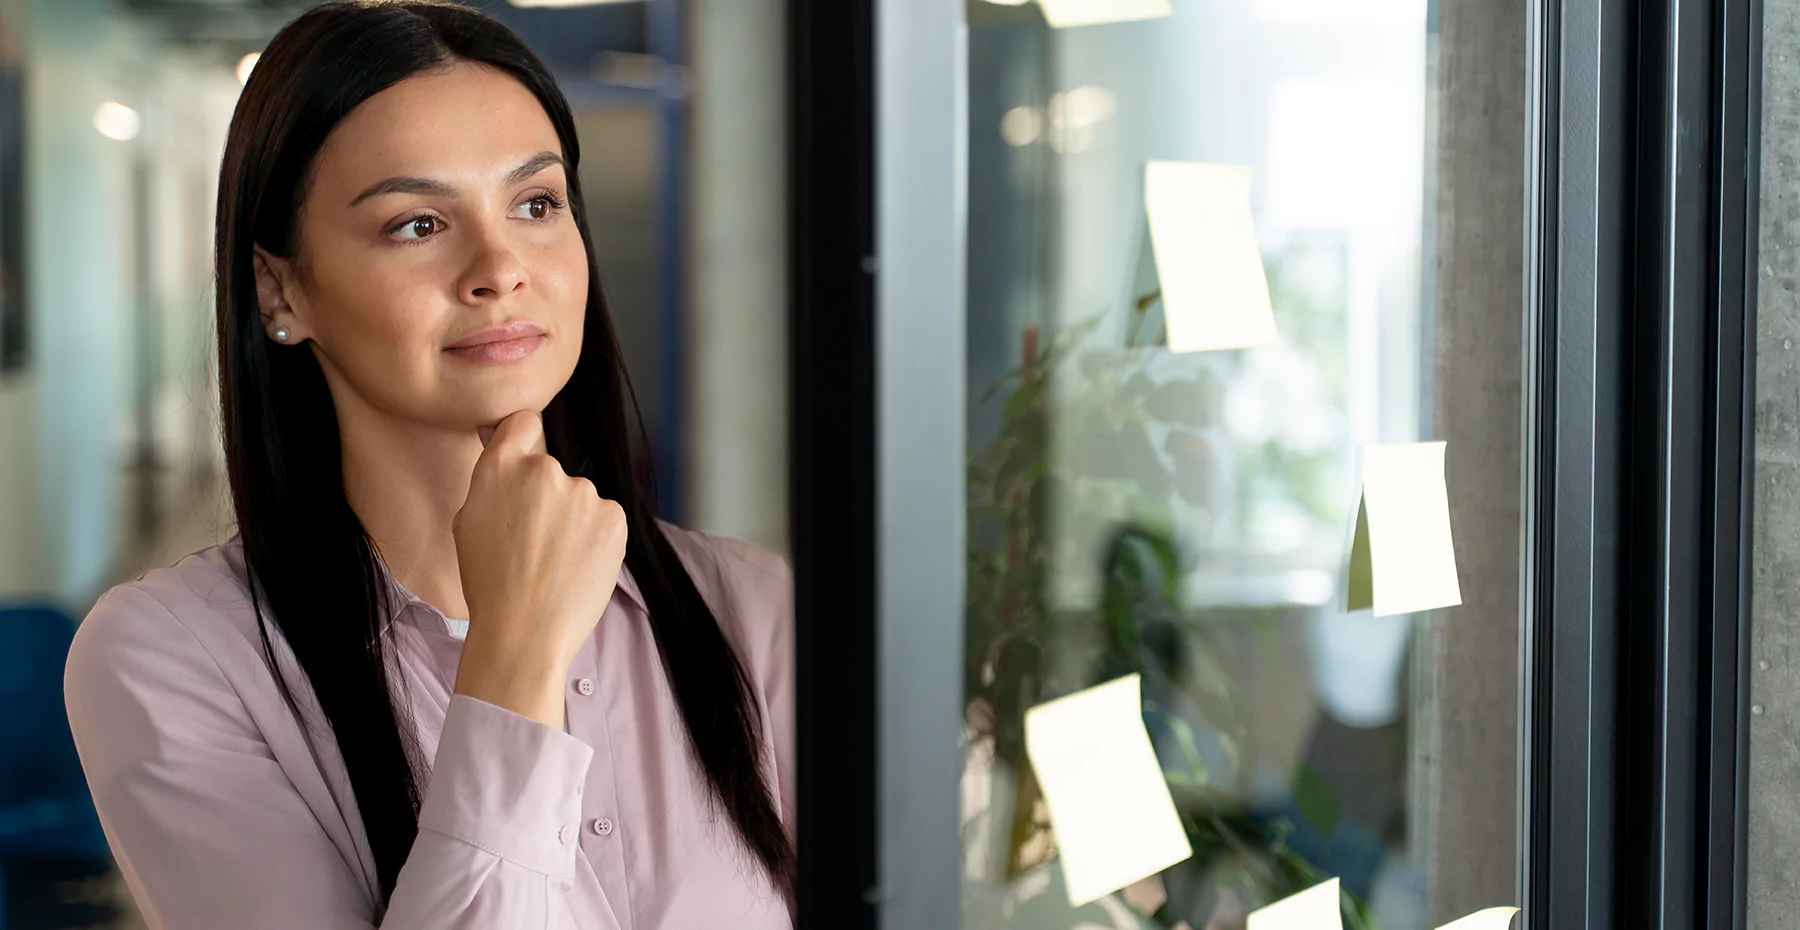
[962,0,1519,927]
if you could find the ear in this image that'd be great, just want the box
[251,245,311,344]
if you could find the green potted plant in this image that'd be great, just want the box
[961,267,1374,929]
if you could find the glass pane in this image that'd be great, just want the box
[960,2,1527,927]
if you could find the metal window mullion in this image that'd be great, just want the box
[1705,0,1761,925]
[1524,0,1634,924]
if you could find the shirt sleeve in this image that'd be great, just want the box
[64,584,595,930]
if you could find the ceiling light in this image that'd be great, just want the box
[93,101,140,142]
[236,52,260,86]
[999,106,1042,146]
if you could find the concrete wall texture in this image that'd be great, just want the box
[1751,0,1800,924]
[1421,0,1527,922]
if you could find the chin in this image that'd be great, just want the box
[458,365,575,422]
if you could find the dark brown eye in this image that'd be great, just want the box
[394,215,442,241]
[528,198,549,220]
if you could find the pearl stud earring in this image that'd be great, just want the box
[273,327,289,342]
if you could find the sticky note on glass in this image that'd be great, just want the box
[1436,907,1521,930]
[1346,441,1462,617]
[1024,673,1193,906]
[1248,877,1343,930]
[1145,161,1279,354]
[1039,0,1174,28]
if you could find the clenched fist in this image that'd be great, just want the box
[450,409,628,728]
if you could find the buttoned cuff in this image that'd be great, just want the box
[418,694,594,879]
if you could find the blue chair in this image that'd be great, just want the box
[0,604,116,928]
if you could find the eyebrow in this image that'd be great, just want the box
[346,151,568,208]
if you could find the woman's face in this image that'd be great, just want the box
[254,62,588,432]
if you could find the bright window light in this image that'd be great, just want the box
[1265,79,1417,231]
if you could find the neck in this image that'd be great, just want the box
[337,401,485,621]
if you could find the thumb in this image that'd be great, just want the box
[482,409,548,459]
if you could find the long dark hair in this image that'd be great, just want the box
[215,0,792,909]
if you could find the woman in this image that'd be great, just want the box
[61,3,794,928]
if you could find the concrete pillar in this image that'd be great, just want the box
[1749,1,1800,924]
[1420,0,1526,921]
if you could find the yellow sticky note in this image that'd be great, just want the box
[1436,907,1521,930]
[1038,0,1174,28]
[1346,441,1462,617]
[1247,877,1343,930]
[1145,161,1279,353]
[1025,674,1193,906]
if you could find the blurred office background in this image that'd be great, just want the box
[0,0,785,925]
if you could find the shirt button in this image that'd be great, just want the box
[592,817,615,837]
[557,824,575,845]
[575,678,595,696]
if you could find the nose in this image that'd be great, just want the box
[457,233,527,303]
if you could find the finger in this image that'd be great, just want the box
[483,409,547,459]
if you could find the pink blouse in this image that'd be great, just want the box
[62,525,795,929]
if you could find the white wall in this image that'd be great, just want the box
[19,0,136,606]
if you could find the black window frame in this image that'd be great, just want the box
[1525,0,1760,925]
[789,0,878,927]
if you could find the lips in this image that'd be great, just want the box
[446,321,545,349]
[444,321,547,365]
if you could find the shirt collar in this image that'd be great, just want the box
[224,533,647,634]
[374,553,647,636]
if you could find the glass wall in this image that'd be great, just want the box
[957,1,1525,926]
